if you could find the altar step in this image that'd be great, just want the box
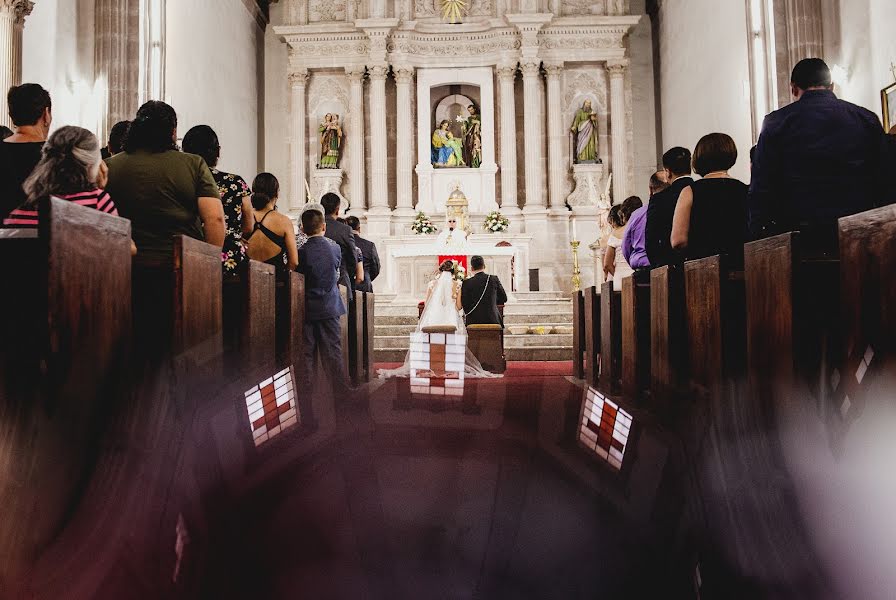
[375,322,574,337]
[374,346,573,363]
[374,312,574,326]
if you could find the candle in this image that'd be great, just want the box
[571,217,578,241]
[304,179,313,203]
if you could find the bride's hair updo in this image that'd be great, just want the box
[439,260,455,272]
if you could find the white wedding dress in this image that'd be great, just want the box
[378,272,502,379]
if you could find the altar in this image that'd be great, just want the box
[380,234,532,303]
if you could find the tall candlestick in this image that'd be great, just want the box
[571,217,578,241]
[570,240,582,292]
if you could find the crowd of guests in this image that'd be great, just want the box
[602,58,893,286]
[0,84,381,397]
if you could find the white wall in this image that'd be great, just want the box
[166,0,262,180]
[657,0,753,183]
[22,0,100,133]
[825,0,896,125]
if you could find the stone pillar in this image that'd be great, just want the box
[367,65,390,214]
[0,0,33,129]
[95,0,140,144]
[607,60,629,204]
[393,66,415,218]
[346,67,366,211]
[544,62,564,210]
[288,70,309,212]
[497,64,521,218]
[773,0,824,108]
[520,61,546,211]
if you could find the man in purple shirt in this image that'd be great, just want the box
[622,170,668,269]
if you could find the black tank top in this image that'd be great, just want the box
[250,210,289,270]
[686,178,749,264]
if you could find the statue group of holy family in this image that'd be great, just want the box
[430,99,601,169]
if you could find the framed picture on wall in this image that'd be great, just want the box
[882,82,896,132]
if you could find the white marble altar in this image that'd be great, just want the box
[273,0,640,296]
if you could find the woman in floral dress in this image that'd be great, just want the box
[183,125,251,278]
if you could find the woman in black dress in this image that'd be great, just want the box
[670,132,748,263]
[0,84,52,220]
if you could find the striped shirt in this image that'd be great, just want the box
[2,189,118,228]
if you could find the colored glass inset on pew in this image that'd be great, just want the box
[245,367,299,446]
[578,387,631,470]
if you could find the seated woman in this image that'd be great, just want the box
[379,260,500,378]
[602,203,636,291]
[245,172,298,272]
[670,132,748,263]
[431,120,465,167]
[3,125,136,254]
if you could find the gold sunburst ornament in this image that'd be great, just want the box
[440,0,466,24]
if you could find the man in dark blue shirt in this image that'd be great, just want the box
[321,192,363,299]
[345,215,380,293]
[749,58,888,240]
[297,209,350,396]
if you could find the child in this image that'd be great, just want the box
[297,209,351,396]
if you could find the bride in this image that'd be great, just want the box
[379,260,501,379]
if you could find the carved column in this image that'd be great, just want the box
[0,0,33,129]
[346,67,366,210]
[544,63,564,209]
[368,65,390,213]
[497,64,520,217]
[521,61,546,211]
[288,70,309,212]
[607,60,628,204]
[394,66,415,217]
[95,0,140,145]
[774,0,824,108]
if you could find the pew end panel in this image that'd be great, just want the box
[572,290,585,379]
[621,275,651,400]
[339,285,350,377]
[363,292,375,382]
[583,286,601,387]
[467,324,507,373]
[0,198,132,590]
[350,290,364,385]
[649,265,686,414]
[599,281,622,396]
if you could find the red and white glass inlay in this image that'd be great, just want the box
[579,387,632,470]
[244,367,299,447]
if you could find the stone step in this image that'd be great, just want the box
[373,312,574,326]
[374,333,573,350]
[373,299,572,317]
[372,346,571,363]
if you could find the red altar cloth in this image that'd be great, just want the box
[438,255,468,272]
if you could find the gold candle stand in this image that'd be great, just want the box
[570,240,582,291]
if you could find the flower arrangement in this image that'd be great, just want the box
[411,211,438,234]
[483,210,509,233]
[452,262,466,282]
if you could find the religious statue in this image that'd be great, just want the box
[318,113,342,169]
[570,100,599,164]
[461,104,482,169]
[431,119,465,167]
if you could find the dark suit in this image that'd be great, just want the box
[645,176,694,268]
[461,271,507,327]
[325,216,362,297]
[749,89,888,239]
[352,233,380,293]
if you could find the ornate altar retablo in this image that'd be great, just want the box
[445,184,471,235]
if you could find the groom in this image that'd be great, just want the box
[461,255,507,327]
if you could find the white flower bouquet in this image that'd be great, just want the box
[411,211,438,234]
[483,210,509,233]
[453,262,466,282]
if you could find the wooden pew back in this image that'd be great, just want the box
[599,281,622,395]
[621,275,651,399]
[572,290,585,379]
[583,286,601,387]
[650,265,686,409]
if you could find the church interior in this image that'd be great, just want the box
[2,0,896,598]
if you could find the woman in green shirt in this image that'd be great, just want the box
[105,101,225,267]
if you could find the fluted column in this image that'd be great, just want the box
[346,67,366,210]
[368,65,390,213]
[0,0,33,129]
[544,63,564,209]
[521,61,546,211]
[95,0,140,144]
[288,70,309,212]
[497,64,520,217]
[394,66,415,217]
[607,60,628,204]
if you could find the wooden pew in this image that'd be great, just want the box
[276,271,306,374]
[467,324,507,373]
[339,285,350,378]
[363,292,375,382]
[0,198,132,593]
[572,290,585,379]
[350,290,364,385]
[835,206,896,439]
[650,265,686,410]
[583,286,601,387]
[599,281,622,395]
[223,259,276,376]
[621,275,651,399]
